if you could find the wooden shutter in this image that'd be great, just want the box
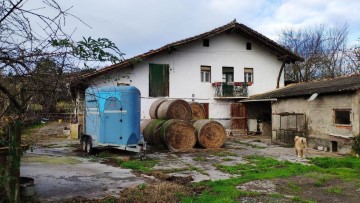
[149,64,169,97]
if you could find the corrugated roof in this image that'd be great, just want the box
[250,74,360,99]
[80,20,303,80]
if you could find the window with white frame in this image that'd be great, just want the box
[201,66,211,83]
[244,68,253,83]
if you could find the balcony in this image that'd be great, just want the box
[212,82,250,99]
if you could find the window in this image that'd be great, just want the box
[222,67,234,83]
[201,66,211,82]
[334,109,351,125]
[149,64,169,97]
[104,97,120,111]
[246,42,252,50]
[244,68,253,83]
[203,39,209,47]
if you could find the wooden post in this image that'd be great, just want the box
[6,120,21,203]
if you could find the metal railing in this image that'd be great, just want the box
[212,82,248,97]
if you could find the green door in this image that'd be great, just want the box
[149,64,169,97]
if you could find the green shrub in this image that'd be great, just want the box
[55,101,75,113]
[351,135,360,155]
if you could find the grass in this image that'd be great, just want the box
[22,155,80,164]
[309,156,360,181]
[152,164,210,176]
[222,158,234,161]
[286,182,301,193]
[158,167,190,174]
[193,156,207,162]
[291,196,316,203]
[188,165,208,175]
[59,155,359,203]
[183,156,316,202]
[326,186,343,194]
[118,182,191,202]
[314,176,330,187]
[214,155,294,175]
[97,151,114,158]
[153,164,209,176]
[247,144,266,149]
[22,122,46,135]
[211,151,237,157]
[310,156,360,170]
[100,197,117,203]
[182,155,360,202]
[116,158,158,173]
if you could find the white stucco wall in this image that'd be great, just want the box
[89,32,285,123]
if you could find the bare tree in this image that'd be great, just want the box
[0,1,124,202]
[278,23,349,82]
[346,39,360,73]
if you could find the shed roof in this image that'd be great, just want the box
[250,74,360,100]
[80,20,303,80]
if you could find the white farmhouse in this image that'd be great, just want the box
[76,20,302,133]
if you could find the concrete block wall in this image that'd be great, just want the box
[272,92,359,154]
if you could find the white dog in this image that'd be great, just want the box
[294,136,307,158]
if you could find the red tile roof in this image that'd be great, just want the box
[250,74,360,99]
[81,20,303,80]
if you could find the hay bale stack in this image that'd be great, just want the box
[157,99,192,121]
[189,102,206,120]
[140,119,152,134]
[193,120,227,149]
[149,98,167,119]
[160,119,196,151]
[142,119,166,145]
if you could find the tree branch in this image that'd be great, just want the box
[0,82,23,112]
[0,0,23,25]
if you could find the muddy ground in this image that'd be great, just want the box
[20,122,359,202]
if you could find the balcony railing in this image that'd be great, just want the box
[212,82,250,98]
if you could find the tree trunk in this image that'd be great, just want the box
[277,59,287,89]
[6,120,21,203]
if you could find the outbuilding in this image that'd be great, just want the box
[246,74,360,154]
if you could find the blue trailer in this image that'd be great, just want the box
[80,85,146,156]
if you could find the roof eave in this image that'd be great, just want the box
[79,20,303,81]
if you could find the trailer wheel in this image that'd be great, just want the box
[139,153,146,161]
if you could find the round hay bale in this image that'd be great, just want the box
[193,120,227,149]
[140,119,152,134]
[149,98,167,119]
[142,119,166,145]
[188,102,206,120]
[157,99,192,121]
[160,119,196,151]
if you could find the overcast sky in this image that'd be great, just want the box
[32,0,360,58]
